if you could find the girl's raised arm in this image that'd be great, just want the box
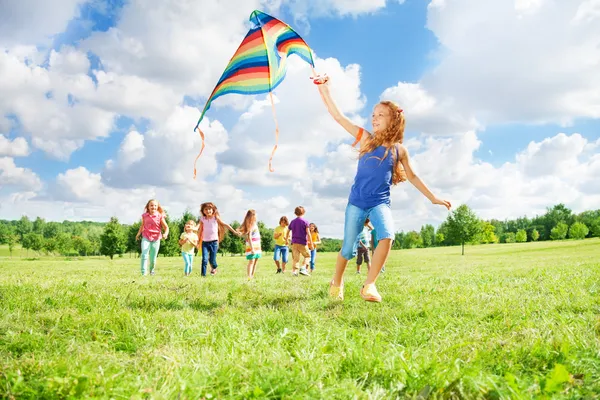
[316,78,362,139]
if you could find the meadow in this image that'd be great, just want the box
[1,239,599,399]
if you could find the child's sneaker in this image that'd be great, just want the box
[360,284,382,303]
[292,271,299,276]
[329,280,344,301]
[299,268,310,276]
[276,268,282,274]
[210,268,217,275]
[150,270,155,276]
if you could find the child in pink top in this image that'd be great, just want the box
[136,199,169,275]
[197,202,239,276]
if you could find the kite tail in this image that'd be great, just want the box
[193,126,206,179]
[268,91,280,172]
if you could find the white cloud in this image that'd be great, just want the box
[381,82,481,135]
[0,135,30,157]
[423,0,600,125]
[0,0,86,46]
[0,157,42,190]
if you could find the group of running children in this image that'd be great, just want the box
[135,74,451,302]
[136,200,377,281]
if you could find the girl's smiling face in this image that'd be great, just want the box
[148,200,159,214]
[309,223,315,231]
[203,207,214,217]
[371,103,392,133]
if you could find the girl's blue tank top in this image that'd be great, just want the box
[348,145,396,209]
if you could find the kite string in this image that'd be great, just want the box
[268,91,280,172]
[193,127,206,179]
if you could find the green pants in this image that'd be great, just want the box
[141,238,161,275]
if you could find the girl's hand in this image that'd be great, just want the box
[432,198,452,210]
[163,233,168,239]
[136,234,140,240]
[311,74,329,85]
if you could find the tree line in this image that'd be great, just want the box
[0,203,597,258]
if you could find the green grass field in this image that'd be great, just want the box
[1,239,599,399]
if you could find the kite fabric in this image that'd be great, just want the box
[193,9,316,178]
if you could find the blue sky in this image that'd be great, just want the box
[1,0,599,237]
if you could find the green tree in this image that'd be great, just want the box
[7,233,18,257]
[72,236,93,256]
[550,222,568,241]
[159,219,180,257]
[435,233,445,246]
[568,222,589,240]
[32,217,45,234]
[402,231,423,249]
[590,217,600,238]
[515,229,527,243]
[504,232,516,243]
[100,217,127,259]
[43,222,62,239]
[480,221,498,244]
[258,221,274,253]
[126,222,142,256]
[15,216,32,241]
[393,232,405,249]
[531,229,540,241]
[543,204,573,240]
[54,232,73,255]
[446,204,482,255]
[22,232,44,255]
[420,224,435,247]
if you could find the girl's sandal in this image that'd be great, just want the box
[360,284,382,303]
[329,279,344,301]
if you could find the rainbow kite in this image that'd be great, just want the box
[193,10,316,177]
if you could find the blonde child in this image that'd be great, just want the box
[238,209,262,279]
[197,202,238,276]
[285,206,313,276]
[179,220,198,276]
[314,75,451,302]
[273,216,290,274]
[308,223,321,272]
[135,199,169,276]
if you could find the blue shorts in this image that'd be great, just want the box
[340,202,394,260]
[273,245,289,263]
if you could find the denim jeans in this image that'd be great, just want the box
[273,245,289,263]
[309,249,317,270]
[340,202,394,260]
[201,240,218,276]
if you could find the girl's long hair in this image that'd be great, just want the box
[359,101,407,185]
[239,210,257,235]
[144,199,164,215]
[200,202,226,242]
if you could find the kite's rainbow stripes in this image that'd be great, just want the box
[193,10,315,131]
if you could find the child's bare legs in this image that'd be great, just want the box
[247,259,258,279]
[364,238,392,285]
[332,252,349,287]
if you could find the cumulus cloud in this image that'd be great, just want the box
[0,157,42,190]
[0,135,30,157]
[0,0,86,46]
[423,0,600,125]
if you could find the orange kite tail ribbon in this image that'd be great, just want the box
[193,127,206,179]
[268,91,280,172]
